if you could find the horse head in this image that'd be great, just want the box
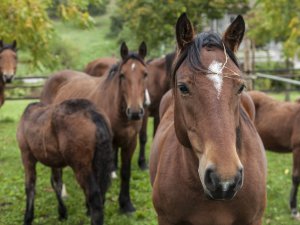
[0,40,17,83]
[173,13,246,200]
[118,41,148,120]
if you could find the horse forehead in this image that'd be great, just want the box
[0,49,16,60]
[123,59,145,74]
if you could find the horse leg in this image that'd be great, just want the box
[138,110,149,170]
[75,168,103,225]
[22,152,37,225]
[50,168,67,220]
[290,146,300,218]
[119,141,136,213]
[111,145,118,179]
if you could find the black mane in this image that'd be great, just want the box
[172,32,239,85]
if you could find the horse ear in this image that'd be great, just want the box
[12,40,17,49]
[138,41,147,59]
[222,15,245,52]
[176,13,194,50]
[120,42,128,60]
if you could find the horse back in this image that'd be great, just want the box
[84,57,117,77]
[40,70,88,104]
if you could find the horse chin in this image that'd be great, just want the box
[128,114,143,121]
[204,189,238,201]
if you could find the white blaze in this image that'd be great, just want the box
[131,63,136,71]
[144,89,151,106]
[207,60,223,99]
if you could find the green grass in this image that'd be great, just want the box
[2,95,300,225]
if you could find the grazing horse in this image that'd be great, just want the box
[17,99,113,225]
[138,52,175,169]
[40,41,147,213]
[150,13,267,225]
[0,40,18,107]
[249,90,300,219]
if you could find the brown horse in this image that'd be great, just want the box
[138,52,175,169]
[17,99,113,225]
[249,90,300,218]
[84,57,117,77]
[84,52,175,170]
[0,40,18,107]
[40,41,147,213]
[150,13,267,225]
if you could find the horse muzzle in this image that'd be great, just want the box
[204,167,244,200]
[2,74,15,83]
[126,107,144,120]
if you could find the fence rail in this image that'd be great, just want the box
[3,71,300,101]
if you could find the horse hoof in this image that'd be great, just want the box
[138,161,148,171]
[61,184,68,199]
[58,213,68,221]
[111,171,118,179]
[291,210,300,220]
[120,203,136,214]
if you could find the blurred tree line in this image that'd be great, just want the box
[0,0,107,70]
[0,0,299,70]
[109,0,249,56]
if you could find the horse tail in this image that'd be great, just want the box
[89,109,113,201]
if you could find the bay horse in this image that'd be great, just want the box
[84,52,175,170]
[40,41,147,213]
[138,52,175,169]
[17,99,113,225]
[0,40,18,107]
[249,90,300,219]
[150,13,267,225]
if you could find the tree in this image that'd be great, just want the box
[247,0,300,59]
[0,0,100,70]
[110,0,249,56]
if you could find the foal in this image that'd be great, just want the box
[17,99,113,225]
[150,14,267,225]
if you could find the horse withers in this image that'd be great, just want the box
[249,90,300,219]
[0,40,18,107]
[150,13,267,225]
[17,99,113,225]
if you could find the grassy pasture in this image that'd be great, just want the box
[2,6,300,224]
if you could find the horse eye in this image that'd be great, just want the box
[120,74,125,80]
[237,84,246,94]
[178,84,189,95]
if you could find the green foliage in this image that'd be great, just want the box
[247,0,300,58]
[0,0,102,70]
[110,0,249,56]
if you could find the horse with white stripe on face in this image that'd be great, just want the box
[150,13,267,225]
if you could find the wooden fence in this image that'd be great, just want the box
[4,69,300,101]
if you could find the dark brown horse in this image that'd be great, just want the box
[0,40,18,107]
[17,99,113,225]
[138,52,175,169]
[40,41,147,213]
[150,14,267,225]
[249,90,300,219]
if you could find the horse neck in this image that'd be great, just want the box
[98,75,125,123]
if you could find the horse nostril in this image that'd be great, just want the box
[139,108,144,115]
[204,167,218,192]
[126,108,131,116]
